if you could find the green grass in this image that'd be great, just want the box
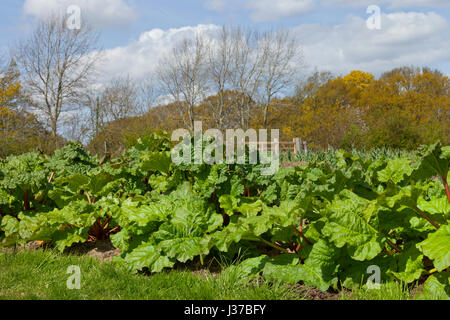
[0,249,437,300]
[0,249,300,300]
[339,282,413,300]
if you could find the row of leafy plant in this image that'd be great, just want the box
[281,146,419,164]
[0,134,449,298]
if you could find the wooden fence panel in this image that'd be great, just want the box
[245,138,307,154]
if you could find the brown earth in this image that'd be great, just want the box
[409,283,424,299]
[1,240,123,263]
[1,241,47,253]
[65,240,122,263]
[290,284,341,300]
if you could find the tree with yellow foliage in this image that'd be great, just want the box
[0,59,58,158]
[260,67,448,150]
[87,66,448,156]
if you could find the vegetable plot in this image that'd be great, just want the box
[1,136,449,297]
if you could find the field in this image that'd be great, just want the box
[0,133,449,300]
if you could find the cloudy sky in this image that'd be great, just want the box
[1,0,449,82]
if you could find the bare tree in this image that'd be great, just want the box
[81,91,103,140]
[205,26,263,130]
[157,34,208,131]
[100,75,140,122]
[156,26,303,131]
[295,70,334,104]
[258,29,303,128]
[228,27,264,129]
[205,27,234,129]
[60,111,90,144]
[138,75,159,115]
[14,14,101,143]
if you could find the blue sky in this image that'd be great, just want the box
[1,0,449,79]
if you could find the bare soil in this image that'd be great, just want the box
[409,283,424,299]
[65,240,122,263]
[1,240,122,263]
[1,241,47,253]
[290,284,340,300]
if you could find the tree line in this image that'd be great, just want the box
[0,14,448,158]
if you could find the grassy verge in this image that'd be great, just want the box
[339,282,413,300]
[0,249,436,300]
[0,249,299,300]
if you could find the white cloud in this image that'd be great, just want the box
[91,10,448,85]
[294,11,450,76]
[323,0,450,8]
[247,0,315,21]
[96,24,221,83]
[387,0,450,8]
[204,0,450,22]
[23,0,138,28]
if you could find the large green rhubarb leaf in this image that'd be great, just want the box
[417,225,450,271]
[420,271,450,300]
[237,200,263,217]
[418,196,450,219]
[225,255,269,285]
[219,195,239,216]
[378,158,414,184]
[1,215,19,236]
[0,189,9,205]
[156,231,212,264]
[340,255,397,289]
[122,200,171,227]
[263,254,303,284]
[213,217,253,252]
[323,191,383,261]
[52,227,90,252]
[412,142,449,181]
[298,239,341,291]
[124,243,175,273]
[140,151,172,175]
[390,245,424,284]
[264,240,341,291]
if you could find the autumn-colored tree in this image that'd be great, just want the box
[0,59,61,158]
[288,72,366,148]
[0,60,21,109]
[87,102,185,157]
[360,67,449,148]
[87,66,448,156]
[256,67,447,150]
[195,90,255,130]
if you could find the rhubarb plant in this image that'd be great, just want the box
[0,136,448,298]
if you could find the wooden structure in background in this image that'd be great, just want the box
[245,138,308,154]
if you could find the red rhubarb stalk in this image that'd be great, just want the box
[24,189,31,211]
[292,226,313,246]
[85,192,92,204]
[414,206,440,230]
[441,176,450,204]
[48,172,55,183]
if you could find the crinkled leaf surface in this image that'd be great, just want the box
[417,225,450,272]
